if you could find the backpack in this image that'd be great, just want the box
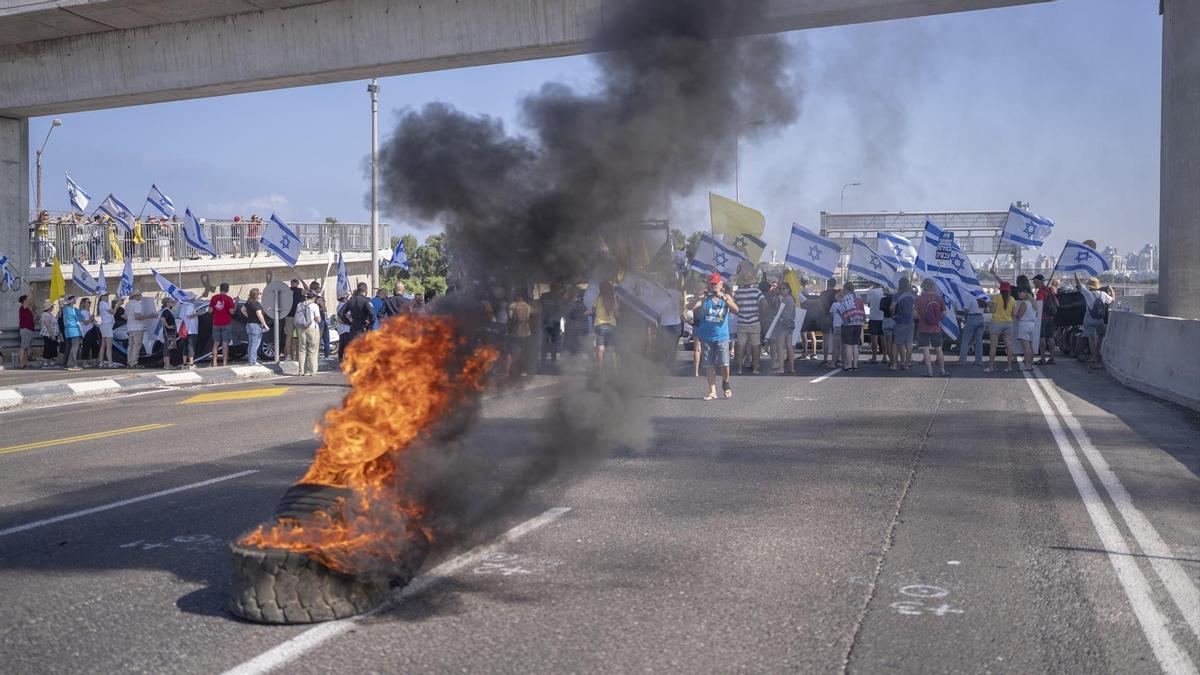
[1044,290,1059,317]
[879,294,894,318]
[294,301,315,329]
[921,298,943,326]
[1088,295,1108,322]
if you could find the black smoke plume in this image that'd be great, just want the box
[376,0,801,541]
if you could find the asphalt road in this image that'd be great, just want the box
[0,355,1197,674]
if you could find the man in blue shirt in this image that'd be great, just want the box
[689,273,740,400]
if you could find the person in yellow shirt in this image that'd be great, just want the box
[589,280,619,371]
[985,281,1016,373]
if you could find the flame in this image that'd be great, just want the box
[239,314,497,574]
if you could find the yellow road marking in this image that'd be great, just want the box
[0,423,174,456]
[180,387,291,405]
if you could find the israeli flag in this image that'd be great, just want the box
[877,232,916,271]
[98,194,135,234]
[616,271,676,326]
[96,262,108,295]
[118,257,135,298]
[146,184,176,218]
[785,223,841,280]
[913,219,947,276]
[848,237,899,288]
[931,277,963,340]
[261,213,302,266]
[0,252,16,289]
[941,240,988,302]
[182,208,217,258]
[67,174,91,213]
[1001,203,1054,249]
[1053,240,1110,278]
[149,268,196,304]
[388,237,409,271]
[72,261,102,295]
[689,232,748,281]
[336,250,351,297]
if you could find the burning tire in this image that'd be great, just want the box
[227,484,430,624]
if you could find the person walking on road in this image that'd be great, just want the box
[60,296,83,371]
[17,294,35,369]
[39,299,59,367]
[914,278,948,377]
[240,288,270,367]
[338,282,377,357]
[689,273,739,400]
[985,282,1017,373]
[209,283,235,368]
[294,290,322,376]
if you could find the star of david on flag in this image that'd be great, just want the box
[688,232,747,281]
[260,213,302,266]
[97,194,135,234]
[66,174,91,213]
[848,236,898,289]
[877,232,916,271]
[1001,203,1055,249]
[786,223,840,280]
[146,185,176,217]
[1053,240,1109,278]
[388,237,409,271]
[182,208,218,258]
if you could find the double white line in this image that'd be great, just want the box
[1023,368,1199,675]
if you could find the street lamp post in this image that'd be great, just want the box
[34,119,63,214]
[735,120,765,203]
[840,182,861,213]
[368,80,380,291]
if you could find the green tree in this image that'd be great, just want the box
[669,228,686,252]
[382,233,449,298]
[685,231,703,260]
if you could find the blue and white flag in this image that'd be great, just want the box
[931,277,963,340]
[689,231,748,281]
[388,237,409,271]
[877,232,916,271]
[336,250,351,297]
[1001,203,1054,249]
[149,268,196,304]
[616,271,676,326]
[146,184,176,218]
[940,240,988,302]
[182,208,217,258]
[67,174,91,213]
[848,237,899,288]
[1053,240,1109,278]
[913,219,947,276]
[784,223,841,280]
[261,213,302,266]
[97,194,135,234]
[96,262,108,295]
[72,261,102,295]
[0,251,16,289]
[118,257,134,298]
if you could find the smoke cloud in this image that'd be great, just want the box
[375,0,801,542]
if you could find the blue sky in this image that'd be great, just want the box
[30,0,1162,256]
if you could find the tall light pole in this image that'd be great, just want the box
[368,79,380,291]
[840,182,861,212]
[735,120,765,203]
[35,119,63,214]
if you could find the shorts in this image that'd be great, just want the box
[1017,323,1038,344]
[736,323,761,351]
[818,319,833,336]
[867,320,884,336]
[841,324,863,346]
[882,318,896,337]
[594,324,616,347]
[1040,319,1056,339]
[991,322,1013,339]
[284,316,296,338]
[100,324,114,339]
[916,331,943,349]
[893,322,914,346]
[1082,322,1106,338]
[212,324,233,344]
[700,340,730,368]
[19,328,35,349]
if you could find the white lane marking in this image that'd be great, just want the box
[0,376,293,414]
[223,506,573,675]
[66,379,120,394]
[157,371,203,385]
[810,368,841,383]
[0,389,23,409]
[1022,372,1197,675]
[0,470,260,538]
[1032,368,1200,642]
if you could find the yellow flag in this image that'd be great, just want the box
[782,268,803,304]
[709,192,766,264]
[48,256,65,300]
[107,225,124,263]
[132,218,147,245]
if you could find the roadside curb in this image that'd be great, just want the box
[0,361,341,411]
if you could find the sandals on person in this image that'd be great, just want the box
[703,391,717,401]
[722,382,733,399]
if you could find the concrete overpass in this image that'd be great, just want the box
[0,0,1196,324]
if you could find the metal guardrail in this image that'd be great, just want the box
[25,211,380,267]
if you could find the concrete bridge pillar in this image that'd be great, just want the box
[1,117,30,331]
[1161,0,1200,319]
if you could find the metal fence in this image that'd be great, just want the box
[26,211,380,268]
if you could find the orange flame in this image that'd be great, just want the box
[239,314,497,574]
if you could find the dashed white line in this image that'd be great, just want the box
[1023,371,1197,675]
[1031,368,1200,643]
[0,470,260,538]
[222,506,573,675]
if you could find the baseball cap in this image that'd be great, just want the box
[1032,274,1045,281]
[707,272,722,285]
[999,281,1012,292]
[305,290,318,298]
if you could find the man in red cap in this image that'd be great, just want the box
[688,273,739,399]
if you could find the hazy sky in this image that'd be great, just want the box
[30,0,1162,256]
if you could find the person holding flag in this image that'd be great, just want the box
[1075,273,1114,369]
[914,278,949,378]
[689,273,739,400]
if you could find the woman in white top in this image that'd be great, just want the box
[97,294,116,367]
[1013,288,1039,372]
[39,301,59,367]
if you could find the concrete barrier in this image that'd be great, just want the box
[1104,311,1200,412]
